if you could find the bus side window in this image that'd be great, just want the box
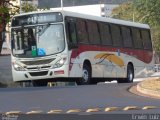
[76,19,89,44]
[99,23,112,46]
[141,30,152,50]
[68,22,77,44]
[86,20,100,44]
[110,24,122,47]
[131,28,143,49]
[121,26,133,48]
[65,17,78,49]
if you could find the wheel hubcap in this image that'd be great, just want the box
[82,69,89,82]
[128,70,133,81]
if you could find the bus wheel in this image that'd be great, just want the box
[32,80,48,87]
[126,64,134,83]
[76,64,91,85]
[19,81,32,87]
[118,64,134,83]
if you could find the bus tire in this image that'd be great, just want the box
[19,81,32,87]
[32,80,48,87]
[126,64,134,83]
[118,64,134,83]
[76,63,91,85]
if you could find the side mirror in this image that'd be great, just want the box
[2,30,5,42]
[11,40,14,49]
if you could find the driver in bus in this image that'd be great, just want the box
[28,28,36,50]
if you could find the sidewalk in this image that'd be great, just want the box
[0,42,11,56]
[0,56,12,86]
[0,48,11,56]
[136,77,160,98]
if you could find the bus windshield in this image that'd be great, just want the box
[11,24,65,58]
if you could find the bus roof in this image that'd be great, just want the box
[13,10,150,29]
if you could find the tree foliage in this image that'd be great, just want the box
[0,0,19,53]
[112,0,160,53]
[0,0,37,54]
[21,2,37,13]
[0,0,37,27]
[132,0,160,26]
[112,2,134,21]
[0,0,10,30]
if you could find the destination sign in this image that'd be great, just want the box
[12,12,63,26]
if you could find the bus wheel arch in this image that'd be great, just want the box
[118,62,134,83]
[76,60,92,85]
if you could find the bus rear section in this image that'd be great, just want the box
[65,13,154,84]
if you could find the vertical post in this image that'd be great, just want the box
[19,0,22,13]
[132,4,135,22]
[61,0,63,10]
[100,1,102,16]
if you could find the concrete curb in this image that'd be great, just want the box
[137,80,160,98]
[0,54,10,56]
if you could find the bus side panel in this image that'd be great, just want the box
[69,50,104,78]
[69,50,127,79]
[142,50,154,77]
[132,50,154,78]
[68,46,154,79]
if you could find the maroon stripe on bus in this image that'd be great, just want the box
[69,44,153,72]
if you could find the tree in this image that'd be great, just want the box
[0,0,38,54]
[132,0,160,26]
[0,1,9,53]
[112,0,160,54]
[21,1,37,13]
[0,0,18,54]
[111,2,135,21]
[0,0,20,54]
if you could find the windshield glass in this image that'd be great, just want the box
[11,24,65,58]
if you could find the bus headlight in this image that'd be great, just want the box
[13,62,25,71]
[53,57,67,68]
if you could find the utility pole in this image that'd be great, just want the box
[61,0,63,10]
[19,0,22,13]
[133,13,135,22]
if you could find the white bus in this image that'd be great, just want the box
[11,10,154,86]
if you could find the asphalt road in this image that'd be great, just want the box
[0,56,160,114]
[0,83,160,114]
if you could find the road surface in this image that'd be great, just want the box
[0,56,160,114]
[0,83,160,114]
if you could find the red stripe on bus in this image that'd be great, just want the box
[69,44,153,72]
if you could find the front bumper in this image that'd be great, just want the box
[12,65,69,82]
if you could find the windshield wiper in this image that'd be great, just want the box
[37,23,50,36]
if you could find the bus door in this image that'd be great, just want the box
[65,17,78,50]
[65,17,79,77]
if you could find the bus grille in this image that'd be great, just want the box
[27,66,51,71]
[21,58,55,65]
[29,71,48,77]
